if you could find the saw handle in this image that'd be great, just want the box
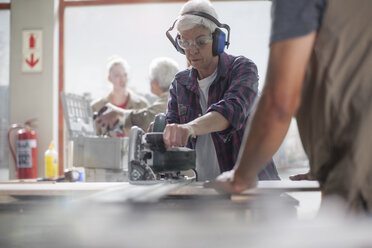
[153,113,166,132]
[145,132,166,153]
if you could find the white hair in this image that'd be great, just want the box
[106,55,131,81]
[149,57,180,91]
[176,0,219,33]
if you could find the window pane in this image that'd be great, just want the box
[65,2,271,100]
[64,1,308,178]
[0,9,10,178]
[274,119,309,178]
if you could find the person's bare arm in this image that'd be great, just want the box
[94,103,131,130]
[207,32,317,193]
[163,111,229,148]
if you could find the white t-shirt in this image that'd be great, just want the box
[195,69,220,181]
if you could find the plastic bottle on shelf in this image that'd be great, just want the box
[45,141,58,179]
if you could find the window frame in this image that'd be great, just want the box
[0,4,10,10]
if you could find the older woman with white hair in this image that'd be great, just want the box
[94,57,180,135]
[163,0,279,181]
[92,55,149,137]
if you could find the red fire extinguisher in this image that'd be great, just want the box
[8,119,38,179]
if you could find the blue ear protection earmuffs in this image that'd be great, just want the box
[166,11,230,56]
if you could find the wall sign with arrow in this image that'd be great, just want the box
[22,30,42,73]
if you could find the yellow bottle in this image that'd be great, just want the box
[45,141,58,179]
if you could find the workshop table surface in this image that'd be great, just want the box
[0,180,319,197]
[0,180,324,248]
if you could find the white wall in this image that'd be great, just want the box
[0,10,10,87]
[0,9,10,180]
[9,0,58,178]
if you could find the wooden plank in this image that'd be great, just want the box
[170,180,320,196]
[0,180,319,203]
[0,182,128,196]
[252,180,320,192]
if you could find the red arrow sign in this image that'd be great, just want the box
[29,34,36,49]
[26,53,39,68]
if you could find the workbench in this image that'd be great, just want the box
[0,180,320,248]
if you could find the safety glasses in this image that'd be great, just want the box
[176,35,213,50]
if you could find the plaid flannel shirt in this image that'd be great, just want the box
[166,52,279,180]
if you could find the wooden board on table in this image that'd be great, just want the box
[0,182,128,196]
[169,180,319,197]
